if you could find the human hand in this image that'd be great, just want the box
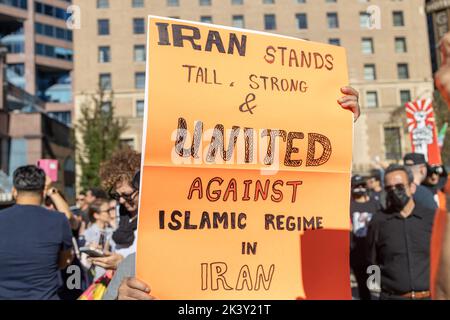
[338,86,360,122]
[117,277,156,300]
[89,252,124,270]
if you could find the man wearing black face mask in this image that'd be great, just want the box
[367,164,436,300]
[350,175,380,300]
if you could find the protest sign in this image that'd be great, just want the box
[406,99,442,165]
[136,16,353,299]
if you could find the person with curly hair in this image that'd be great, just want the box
[89,148,141,272]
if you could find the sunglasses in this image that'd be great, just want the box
[108,189,138,203]
[384,183,406,192]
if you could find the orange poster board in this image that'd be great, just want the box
[136,16,353,300]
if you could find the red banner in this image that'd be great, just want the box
[406,99,442,165]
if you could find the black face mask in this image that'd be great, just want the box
[386,188,410,212]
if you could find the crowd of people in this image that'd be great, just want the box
[4,31,450,299]
[349,153,448,300]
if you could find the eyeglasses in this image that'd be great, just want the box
[108,189,138,203]
[384,183,406,192]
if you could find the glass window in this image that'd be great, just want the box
[263,0,275,3]
[167,0,179,6]
[393,11,404,26]
[98,46,111,63]
[134,45,146,62]
[200,16,213,23]
[136,100,145,117]
[296,13,308,29]
[397,63,409,79]
[99,73,112,90]
[98,19,110,35]
[327,12,339,28]
[232,0,243,4]
[364,64,376,80]
[366,91,378,108]
[97,0,109,8]
[400,90,411,106]
[199,0,212,5]
[395,37,407,53]
[133,18,145,34]
[329,38,340,46]
[132,0,144,7]
[264,14,276,30]
[232,15,245,28]
[384,127,402,160]
[135,72,145,89]
[360,12,370,29]
[361,38,374,54]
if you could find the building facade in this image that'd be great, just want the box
[0,0,74,125]
[73,0,434,173]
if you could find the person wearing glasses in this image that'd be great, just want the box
[88,148,141,272]
[367,164,436,300]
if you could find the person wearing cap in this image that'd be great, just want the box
[403,153,438,212]
[349,174,380,300]
[366,169,385,208]
[422,164,448,210]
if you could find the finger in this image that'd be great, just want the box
[340,86,359,98]
[338,96,357,104]
[127,278,151,293]
[91,261,109,268]
[126,289,153,300]
[119,295,138,301]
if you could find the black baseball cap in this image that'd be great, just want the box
[403,153,426,166]
[351,175,366,187]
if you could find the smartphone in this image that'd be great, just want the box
[79,247,106,258]
[37,159,59,182]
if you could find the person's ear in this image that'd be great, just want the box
[12,187,18,200]
[410,182,417,195]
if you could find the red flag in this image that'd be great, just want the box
[406,99,442,165]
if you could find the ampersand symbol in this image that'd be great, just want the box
[239,93,257,115]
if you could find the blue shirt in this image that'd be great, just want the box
[0,204,73,300]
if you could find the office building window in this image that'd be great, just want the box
[200,16,213,23]
[97,0,109,8]
[136,100,145,117]
[135,72,146,89]
[134,45,146,62]
[327,12,339,28]
[361,38,374,54]
[264,14,276,30]
[397,63,409,79]
[99,73,112,90]
[132,0,144,7]
[364,64,376,80]
[384,127,402,160]
[200,0,212,5]
[98,19,110,35]
[263,0,275,3]
[393,11,404,26]
[232,15,245,28]
[167,0,179,6]
[232,0,243,4]
[366,91,378,108]
[296,13,308,29]
[98,46,110,63]
[329,38,340,46]
[395,37,407,53]
[400,90,411,106]
[133,18,145,34]
[360,12,370,29]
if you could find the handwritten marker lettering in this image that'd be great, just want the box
[239,93,257,114]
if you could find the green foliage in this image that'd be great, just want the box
[75,86,128,190]
[433,90,450,167]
